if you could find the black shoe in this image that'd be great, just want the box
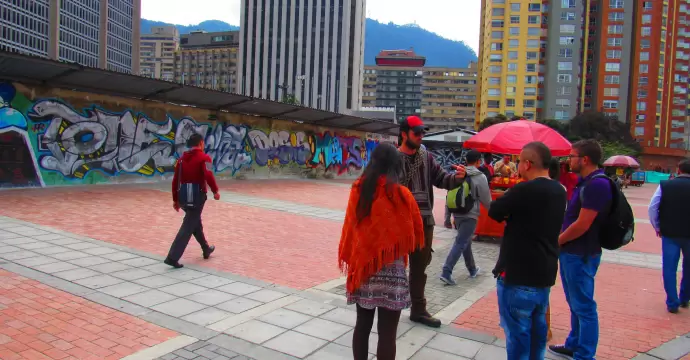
[163,258,184,268]
[680,301,689,309]
[203,245,215,260]
[410,313,441,328]
[669,307,679,314]
[548,344,574,359]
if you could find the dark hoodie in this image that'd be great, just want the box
[172,148,219,204]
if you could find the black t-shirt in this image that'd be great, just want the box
[488,177,567,288]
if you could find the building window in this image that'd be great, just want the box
[562,0,575,8]
[640,39,650,48]
[527,39,539,48]
[560,36,575,45]
[640,64,649,73]
[528,28,540,36]
[506,99,516,107]
[603,100,619,109]
[507,86,516,95]
[556,86,572,95]
[555,111,570,120]
[609,12,624,21]
[606,50,622,59]
[559,48,573,58]
[508,51,518,59]
[525,64,536,72]
[511,3,521,11]
[492,31,504,39]
[604,88,620,96]
[525,87,537,96]
[489,77,501,85]
[607,38,622,46]
[643,1,652,10]
[492,20,505,27]
[561,12,576,20]
[637,101,647,111]
[558,61,573,70]
[528,3,541,11]
[605,75,620,84]
[556,99,571,107]
[608,25,623,34]
[507,75,517,83]
[510,27,520,35]
[525,75,538,84]
[560,24,576,33]
[528,16,540,24]
[642,14,651,23]
[491,42,504,50]
[510,15,520,24]
[492,8,505,16]
[508,63,518,71]
[605,63,621,72]
[490,54,503,61]
[489,66,502,73]
[641,27,651,36]
[526,51,538,60]
[488,100,500,108]
[636,114,646,122]
[639,76,648,84]
[637,90,648,98]
[488,89,501,96]
[509,39,519,48]
[640,52,649,61]
[523,100,536,108]
[558,74,572,83]
[609,0,624,9]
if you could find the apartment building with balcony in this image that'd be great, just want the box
[362,50,477,131]
[139,26,179,81]
[173,31,239,92]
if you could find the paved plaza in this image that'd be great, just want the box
[0,180,689,359]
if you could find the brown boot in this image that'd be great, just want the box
[410,311,441,328]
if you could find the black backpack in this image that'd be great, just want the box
[446,176,475,215]
[579,174,635,250]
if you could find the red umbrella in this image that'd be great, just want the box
[463,120,572,156]
[603,155,640,168]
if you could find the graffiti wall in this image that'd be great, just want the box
[423,141,500,171]
[0,82,391,188]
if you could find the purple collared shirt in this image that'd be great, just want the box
[561,169,612,255]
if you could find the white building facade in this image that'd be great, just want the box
[237,0,365,113]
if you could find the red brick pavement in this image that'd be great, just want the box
[0,270,177,360]
[454,261,688,360]
[0,187,342,290]
[221,180,351,210]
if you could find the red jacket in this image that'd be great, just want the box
[172,148,219,203]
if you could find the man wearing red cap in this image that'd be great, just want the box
[398,115,467,327]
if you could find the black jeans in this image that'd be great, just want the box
[409,224,435,316]
[168,194,210,262]
[353,305,401,360]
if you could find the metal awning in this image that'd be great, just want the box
[0,50,399,136]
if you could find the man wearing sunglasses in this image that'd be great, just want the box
[397,115,466,328]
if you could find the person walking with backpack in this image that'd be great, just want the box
[648,158,690,313]
[166,133,219,268]
[440,150,490,285]
[549,140,613,360]
[488,142,567,360]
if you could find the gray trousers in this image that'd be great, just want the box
[168,194,210,262]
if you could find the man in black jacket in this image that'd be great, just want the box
[649,158,690,313]
[398,115,466,327]
[488,142,567,359]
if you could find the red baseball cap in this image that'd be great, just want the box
[400,115,429,133]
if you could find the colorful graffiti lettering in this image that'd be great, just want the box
[0,82,387,187]
[426,144,500,171]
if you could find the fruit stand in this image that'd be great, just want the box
[463,120,572,241]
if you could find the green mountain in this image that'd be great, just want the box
[141,18,477,67]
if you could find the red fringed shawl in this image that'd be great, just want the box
[338,177,425,294]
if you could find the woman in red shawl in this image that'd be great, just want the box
[338,143,425,360]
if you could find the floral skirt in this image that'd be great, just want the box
[346,258,411,311]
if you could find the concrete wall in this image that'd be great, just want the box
[0,82,393,188]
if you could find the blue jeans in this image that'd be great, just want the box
[559,252,601,360]
[441,217,477,278]
[496,277,550,360]
[662,237,690,310]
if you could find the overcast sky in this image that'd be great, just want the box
[141,0,481,52]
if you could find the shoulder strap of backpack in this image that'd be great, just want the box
[579,174,618,215]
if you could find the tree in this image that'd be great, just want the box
[537,119,570,138]
[281,94,300,105]
[478,113,508,131]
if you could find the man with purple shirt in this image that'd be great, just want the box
[549,140,612,360]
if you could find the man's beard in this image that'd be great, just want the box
[405,138,421,150]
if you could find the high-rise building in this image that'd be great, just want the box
[237,0,366,113]
[362,50,477,131]
[140,26,179,81]
[173,31,239,92]
[0,0,141,74]
[629,0,690,155]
